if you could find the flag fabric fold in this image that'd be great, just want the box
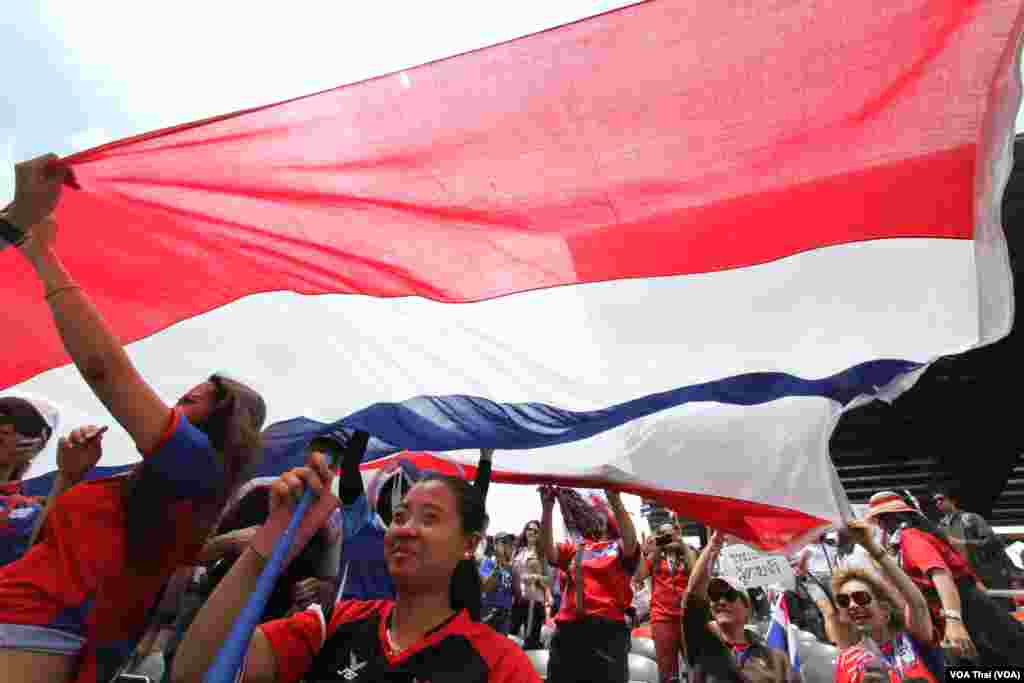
[7,0,1023,549]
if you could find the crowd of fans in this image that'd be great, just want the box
[4,157,1024,683]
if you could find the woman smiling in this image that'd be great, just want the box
[832,521,940,683]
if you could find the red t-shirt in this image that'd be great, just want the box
[0,411,218,683]
[898,528,973,590]
[553,539,639,624]
[260,599,540,683]
[834,631,942,683]
[644,554,689,623]
[897,527,975,634]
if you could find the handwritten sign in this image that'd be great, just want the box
[718,543,796,590]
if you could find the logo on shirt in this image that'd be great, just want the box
[584,544,619,561]
[336,651,367,680]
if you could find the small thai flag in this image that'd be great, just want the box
[766,593,802,678]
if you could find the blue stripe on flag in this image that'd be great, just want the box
[265,358,920,461]
[20,358,920,490]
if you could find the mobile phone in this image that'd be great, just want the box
[656,535,672,547]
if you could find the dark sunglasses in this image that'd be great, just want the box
[708,587,742,603]
[836,590,873,609]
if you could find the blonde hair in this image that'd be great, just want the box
[831,567,905,632]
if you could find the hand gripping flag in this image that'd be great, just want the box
[6,0,1023,551]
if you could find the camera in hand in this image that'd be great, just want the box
[656,534,672,547]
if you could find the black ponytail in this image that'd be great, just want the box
[419,472,486,621]
[451,558,483,621]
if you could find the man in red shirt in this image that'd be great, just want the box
[634,522,696,683]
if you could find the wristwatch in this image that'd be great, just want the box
[940,609,963,622]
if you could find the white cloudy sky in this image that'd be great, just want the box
[1,0,655,535]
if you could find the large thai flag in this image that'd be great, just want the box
[5,0,1022,550]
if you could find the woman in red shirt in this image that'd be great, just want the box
[0,155,267,683]
[171,451,540,683]
[866,490,1024,667]
[539,486,640,683]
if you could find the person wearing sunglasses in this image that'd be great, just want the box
[865,490,1024,667]
[831,520,940,683]
[683,530,796,683]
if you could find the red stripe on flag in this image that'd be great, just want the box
[360,453,827,550]
[3,0,1017,389]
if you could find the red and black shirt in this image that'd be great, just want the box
[259,599,540,683]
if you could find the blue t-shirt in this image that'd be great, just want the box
[0,483,44,568]
[480,558,515,610]
[338,494,395,601]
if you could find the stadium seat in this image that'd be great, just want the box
[526,649,549,680]
[795,629,839,683]
[627,653,660,683]
[630,636,657,660]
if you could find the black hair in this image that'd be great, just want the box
[377,474,413,527]
[516,519,541,552]
[932,484,960,505]
[122,375,266,575]
[211,485,328,621]
[881,510,959,556]
[418,472,485,621]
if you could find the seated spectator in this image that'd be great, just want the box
[539,486,640,683]
[171,451,539,682]
[0,155,268,683]
[832,521,940,683]
[684,530,797,683]
[480,532,517,634]
[634,523,696,683]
